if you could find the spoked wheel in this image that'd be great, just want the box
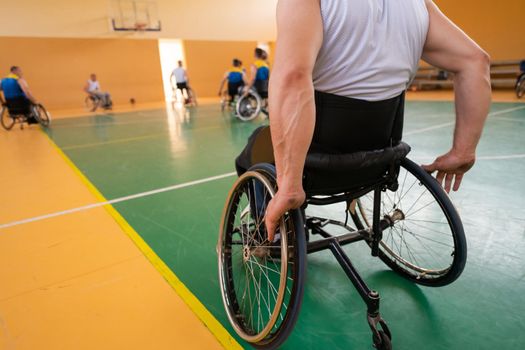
[1,106,15,130]
[221,93,233,112]
[33,104,51,127]
[85,95,99,111]
[351,158,467,286]
[218,163,307,349]
[186,88,198,106]
[236,92,262,121]
[516,74,525,99]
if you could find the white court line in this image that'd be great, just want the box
[404,105,525,136]
[404,121,454,136]
[487,105,525,116]
[477,154,525,160]
[0,172,236,230]
[409,154,525,162]
[3,105,524,230]
[490,117,525,123]
[52,117,168,129]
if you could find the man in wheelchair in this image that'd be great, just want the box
[222,1,491,348]
[218,58,247,107]
[84,73,112,111]
[241,1,491,240]
[245,48,270,109]
[0,66,40,124]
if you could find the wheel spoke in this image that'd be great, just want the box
[353,161,463,283]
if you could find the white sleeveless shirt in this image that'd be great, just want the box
[313,0,429,101]
[87,79,100,92]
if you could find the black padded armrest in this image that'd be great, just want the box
[305,142,411,171]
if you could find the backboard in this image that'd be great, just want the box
[110,0,161,32]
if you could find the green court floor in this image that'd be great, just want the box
[47,101,525,349]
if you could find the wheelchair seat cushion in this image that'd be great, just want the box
[304,142,411,196]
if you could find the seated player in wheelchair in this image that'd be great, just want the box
[218,58,247,108]
[84,73,112,111]
[0,66,40,124]
[245,1,491,236]
[244,48,270,109]
[220,0,491,349]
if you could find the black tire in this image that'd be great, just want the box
[1,106,15,130]
[33,104,51,127]
[85,95,99,111]
[351,158,467,287]
[516,74,525,99]
[236,91,262,121]
[218,163,307,349]
[187,88,198,106]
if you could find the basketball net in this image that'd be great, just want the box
[134,22,148,32]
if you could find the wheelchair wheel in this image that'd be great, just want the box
[186,88,198,106]
[218,163,307,349]
[1,105,15,130]
[85,95,99,111]
[516,74,525,99]
[33,104,51,127]
[236,92,262,121]
[351,158,467,287]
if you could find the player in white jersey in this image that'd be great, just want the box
[170,60,197,105]
[84,74,112,111]
[261,0,491,240]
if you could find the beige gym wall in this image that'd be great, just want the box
[0,37,164,109]
[435,0,525,60]
[183,41,261,98]
[0,0,277,41]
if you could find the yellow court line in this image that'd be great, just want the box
[61,132,167,150]
[61,126,224,151]
[42,130,243,350]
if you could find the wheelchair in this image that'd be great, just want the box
[516,61,525,99]
[1,97,51,130]
[516,74,525,99]
[234,87,268,122]
[217,132,467,349]
[85,94,112,112]
[170,79,198,107]
[221,86,244,112]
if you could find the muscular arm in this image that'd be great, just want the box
[421,0,491,192]
[265,0,323,240]
[83,82,92,95]
[18,78,38,104]
[218,72,228,96]
[245,64,257,91]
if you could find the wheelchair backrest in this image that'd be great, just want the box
[4,98,31,116]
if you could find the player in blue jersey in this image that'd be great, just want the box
[218,58,247,106]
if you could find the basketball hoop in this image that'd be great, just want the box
[134,22,148,32]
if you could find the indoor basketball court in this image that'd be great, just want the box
[1,1,524,350]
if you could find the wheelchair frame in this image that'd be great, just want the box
[170,78,198,107]
[232,87,268,122]
[1,98,51,130]
[218,149,467,349]
[85,94,112,112]
[516,73,525,99]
